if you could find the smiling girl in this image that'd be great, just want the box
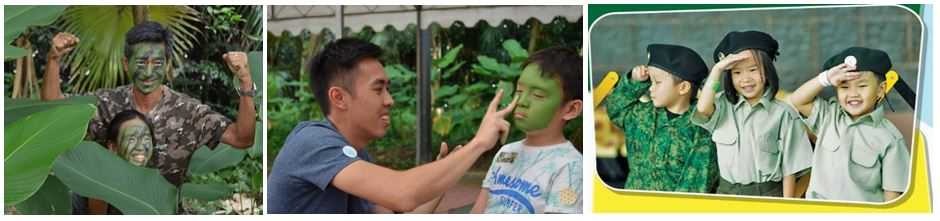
[693,31,813,197]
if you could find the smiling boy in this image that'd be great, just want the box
[788,47,911,202]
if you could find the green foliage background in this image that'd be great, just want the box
[266,17,583,170]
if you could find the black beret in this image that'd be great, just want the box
[647,44,709,85]
[823,47,892,78]
[713,30,780,62]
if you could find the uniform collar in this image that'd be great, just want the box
[734,89,773,109]
[848,104,886,126]
[660,105,695,124]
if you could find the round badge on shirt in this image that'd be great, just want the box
[342,145,358,158]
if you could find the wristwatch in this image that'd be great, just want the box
[236,82,257,97]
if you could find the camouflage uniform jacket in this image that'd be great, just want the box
[84,85,232,186]
[604,76,719,193]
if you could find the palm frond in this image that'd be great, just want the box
[58,6,201,93]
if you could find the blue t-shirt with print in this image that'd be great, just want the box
[267,120,374,213]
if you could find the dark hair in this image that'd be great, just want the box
[124,21,173,61]
[307,38,383,116]
[107,110,156,144]
[521,47,582,102]
[722,49,779,104]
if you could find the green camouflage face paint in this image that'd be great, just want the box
[117,119,153,166]
[512,64,564,132]
[128,42,167,94]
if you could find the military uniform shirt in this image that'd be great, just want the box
[605,76,719,193]
[691,91,813,184]
[84,85,231,186]
[804,98,910,202]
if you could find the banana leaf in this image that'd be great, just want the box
[53,141,177,215]
[4,103,95,205]
[14,175,71,214]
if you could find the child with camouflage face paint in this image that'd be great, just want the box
[107,110,157,167]
[73,110,158,214]
[469,47,583,214]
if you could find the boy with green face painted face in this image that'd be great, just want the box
[470,47,583,214]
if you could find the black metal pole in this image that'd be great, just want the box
[415,6,433,164]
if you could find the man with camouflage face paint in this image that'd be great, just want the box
[127,42,168,95]
[470,47,583,214]
[41,21,257,190]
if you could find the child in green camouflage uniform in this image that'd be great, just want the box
[603,44,719,193]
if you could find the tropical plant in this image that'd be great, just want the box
[4,6,66,60]
[4,6,68,98]
[56,5,201,93]
[4,96,96,206]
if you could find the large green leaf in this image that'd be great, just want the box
[4,96,96,126]
[250,173,263,194]
[248,51,263,92]
[58,6,201,93]
[434,85,459,100]
[433,44,463,69]
[4,5,67,60]
[4,103,95,205]
[502,39,528,64]
[248,122,262,158]
[14,175,71,214]
[180,183,232,201]
[5,45,28,59]
[53,142,177,215]
[187,143,246,175]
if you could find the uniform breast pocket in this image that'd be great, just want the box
[711,129,738,169]
[756,135,781,174]
[848,145,882,190]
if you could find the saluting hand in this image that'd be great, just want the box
[714,51,751,72]
[631,65,649,82]
[825,63,860,87]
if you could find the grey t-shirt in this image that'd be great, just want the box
[267,120,374,213]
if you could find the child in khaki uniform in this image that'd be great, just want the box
[693,31,814,197]
[789,47,911,203]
